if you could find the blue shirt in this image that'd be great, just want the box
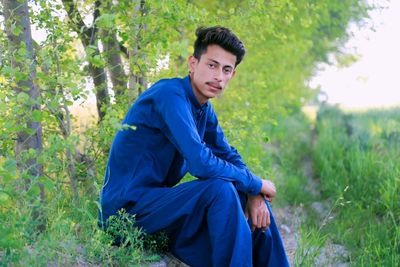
[99,76,262,224]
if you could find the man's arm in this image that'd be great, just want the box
[203,106,247,169]
[203,105,277,199]
[156,86,262,195]
[204,105,277,231]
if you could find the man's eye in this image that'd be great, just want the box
[208,63,216,68]
[224,68,232,74]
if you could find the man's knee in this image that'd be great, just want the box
[203,179,237,197]
[195,179,239,206]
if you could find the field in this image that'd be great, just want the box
[271,105,400,266]
[311,105,399,265]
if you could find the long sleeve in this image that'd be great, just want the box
[155,86,262,195]
[204,106,247,169]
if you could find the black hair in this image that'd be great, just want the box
[193,26,246,67]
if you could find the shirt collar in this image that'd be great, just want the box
[183,75,209,110]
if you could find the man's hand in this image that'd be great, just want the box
[260,179,276,202]
[245,194,270,232]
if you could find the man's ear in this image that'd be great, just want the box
[188,55,198,73]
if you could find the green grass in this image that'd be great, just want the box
[263,105,399,266]
[311,105,400,266]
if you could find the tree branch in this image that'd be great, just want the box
[61,0,93,46]
[61,0,109,121]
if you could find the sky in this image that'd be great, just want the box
[310,0,400,109]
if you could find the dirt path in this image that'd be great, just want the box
[273,152,351,267]
[273,205,302,265]
[273,155,314,266]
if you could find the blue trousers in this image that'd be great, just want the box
[128,179,289,267]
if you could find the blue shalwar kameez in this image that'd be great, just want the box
[99,76,289,267]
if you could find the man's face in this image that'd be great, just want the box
[188,44,237,105]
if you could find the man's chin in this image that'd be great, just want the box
[207,93,221,99]
[206,89,223,97]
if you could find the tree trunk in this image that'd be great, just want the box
[2,0,45,224]
[61,0,109,121]
[101,29,127,98]
[128,0,147,101]
[100,0,127,99]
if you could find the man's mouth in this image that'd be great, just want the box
[206,82,222,90]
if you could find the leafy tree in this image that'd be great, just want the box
[2,0,45,224]
[62,0,110,120]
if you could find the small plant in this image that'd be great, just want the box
[294,186,351,266]
[106,209,144,249]
[98,209,169,265]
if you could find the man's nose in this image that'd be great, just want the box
[213,68,223,81]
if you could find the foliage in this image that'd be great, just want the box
[0,0,372,265]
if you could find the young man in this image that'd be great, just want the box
[99,26,289,266]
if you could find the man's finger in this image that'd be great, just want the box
[261,209,268,231]
[263,194,273,202]
[251,211,257,232]
[257,213,262,229]
[266,209,271,229]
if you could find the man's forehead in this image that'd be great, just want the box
[200,44,237,67]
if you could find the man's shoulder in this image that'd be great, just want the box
[136,77,186,104]
[151,77,185,94]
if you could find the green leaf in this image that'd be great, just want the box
[31,110,42,122]
[0,191,11,205]
[39,176,54,191]
[95,14,116,29]
[49,99,59,110]
[16,92,30,103]
[28,148,37,158]
[14,71,28,82]
[11,24,22,36]
[89,55,105,68]
[65,100,73,106]
[17,45,28,57]
[27,184,41,197]
[3,159,17,175]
